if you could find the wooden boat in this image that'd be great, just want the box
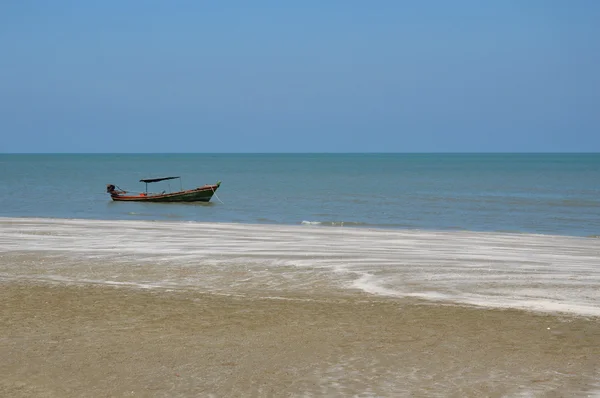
[106,177,221,203]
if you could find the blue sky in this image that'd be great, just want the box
[1,1,599,153]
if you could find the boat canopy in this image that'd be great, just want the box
[139,176,180,183]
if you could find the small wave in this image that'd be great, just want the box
[300,220,415,229]
[125,211,159,217]
[301,220,367,227]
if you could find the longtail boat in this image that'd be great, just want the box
[106,177,221,203]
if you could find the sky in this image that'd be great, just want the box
[1,1,599,153]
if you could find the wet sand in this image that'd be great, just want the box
[3,218,599,317]
[2,282,599,397]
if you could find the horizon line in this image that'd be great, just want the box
[1,151,599,155]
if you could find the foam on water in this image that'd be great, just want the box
[1,217,599,317]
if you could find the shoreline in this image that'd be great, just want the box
[2,217,599,318]
[1,215,598,240]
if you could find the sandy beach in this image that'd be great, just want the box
[2,282,600,397]
[2,218,600,396]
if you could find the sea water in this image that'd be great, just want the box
[0,153,599,236]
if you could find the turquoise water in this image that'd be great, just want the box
[1,153,598,236]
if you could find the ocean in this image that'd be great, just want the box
[1,153,599,236]
[1,153,600,397]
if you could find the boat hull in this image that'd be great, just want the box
[111,183,220,203]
